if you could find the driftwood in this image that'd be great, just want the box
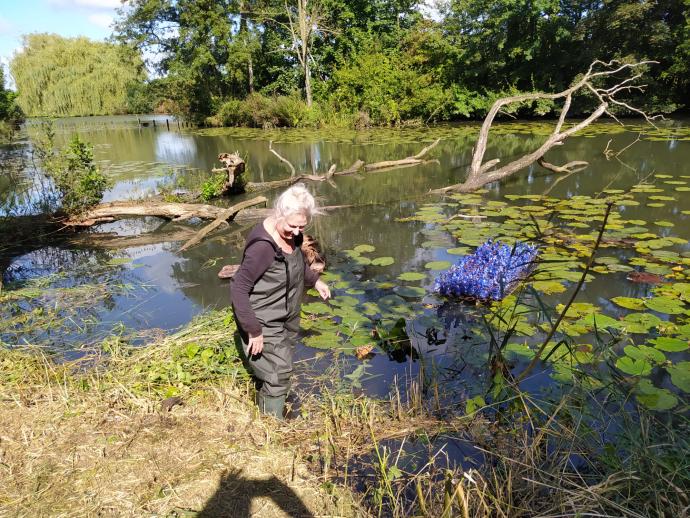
[62,197,268,227]
[432,60,659,194]
[212,152,246,194]
[179,197,268,251]
[243,139,439,192]
[537,157,589,174]
[364,139,440,171]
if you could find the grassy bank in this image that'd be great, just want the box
[0,311,361,517]
[2,306,688,517]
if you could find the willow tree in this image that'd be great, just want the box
[10,34,146,117]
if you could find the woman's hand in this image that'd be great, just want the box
[248,333,264,356]
[315,279,331,300]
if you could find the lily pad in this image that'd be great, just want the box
[621,312,662,333]
[531,280,567,294]
[665,362,690,392]
[354,244,376,253]
[654,221,675,227]
[425,261,451,270]
[395,286,426,298]
[616,356,652,376]
[371,256,395,266]
[624,345,665,364]
[302,302,333,315]
[635,379,678,410]
[649,337,689,352]
[398,272,426,281]
[611,297,646,310]
[447,247,470,255]
[644,296,686,315]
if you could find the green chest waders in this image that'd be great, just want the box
[239,235,305,418]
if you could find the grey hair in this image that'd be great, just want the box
[274,183,321,220]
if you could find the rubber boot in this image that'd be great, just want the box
[257,393,286,420]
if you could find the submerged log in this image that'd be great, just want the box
[62,197,268,228]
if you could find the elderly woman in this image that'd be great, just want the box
[231,184,330,419]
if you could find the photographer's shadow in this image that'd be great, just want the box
[197,468,315,518]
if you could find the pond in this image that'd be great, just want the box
[2,116,689,418]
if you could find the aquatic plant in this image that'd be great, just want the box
[434,239,538,300]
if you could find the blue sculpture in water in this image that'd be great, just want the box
[434,240,538,301]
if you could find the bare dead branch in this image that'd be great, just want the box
[537,158,589,174]
[179,196,268,252]
[269,141,296,177]
[432,60,658,194]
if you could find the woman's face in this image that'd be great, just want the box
[276,212,308,241]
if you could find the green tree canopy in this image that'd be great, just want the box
[10,33,146,117]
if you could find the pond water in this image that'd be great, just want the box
[2,116,689,416]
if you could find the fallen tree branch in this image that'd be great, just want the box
[537,158,589,174]
[63,198,267,228]
[432,60,658,194]
[269,141,296,177]
[179,197,268,252]
[365,138,440,171]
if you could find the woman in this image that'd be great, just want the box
[231,184,330,419]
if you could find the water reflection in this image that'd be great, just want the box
[2,118,690,400]
[155,131,198,164]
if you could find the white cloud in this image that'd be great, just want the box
[88,13,114,29]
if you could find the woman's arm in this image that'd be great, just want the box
[230,241,275,337]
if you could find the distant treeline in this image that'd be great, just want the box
[9,0,690,126]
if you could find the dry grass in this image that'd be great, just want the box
[0,344,363,518]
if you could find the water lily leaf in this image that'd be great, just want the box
[447,247,470,255]
[345,288,365,295]
[354,244,376,253]
[302,302,332,315]
[531,280,567,294]
[654,221,675,227]
[353,256,372,266]
[398,272,426,281]
[343,249,360,258]
[556,302,597,319]
[395,286,426,298]
[644,296,686,315]
[635,379,678,410]
[376,281,396,289]
[611,297,646,310]
[504,342,535,358]
[330,295,359,307]
[646,203,666,208]
[577,312,622,330]
[621,312,661,333]
[371,256,395,266]
[616,356,652,376]
[425,261,451,270]
[624,345,665,364]
[665,362,690,392]
[303,332,341,349]
[649,337,689,352]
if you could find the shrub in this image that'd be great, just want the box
[42,134,110,215]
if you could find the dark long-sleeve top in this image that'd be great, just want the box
[230,223,319,336]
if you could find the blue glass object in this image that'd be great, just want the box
[434,240,538,301]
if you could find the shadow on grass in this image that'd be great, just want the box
[197,468,315,517]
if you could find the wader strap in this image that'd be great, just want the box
[243,237,291,311]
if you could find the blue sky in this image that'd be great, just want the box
[0,0,121,85]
